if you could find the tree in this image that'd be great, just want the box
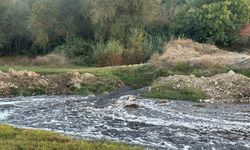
[29,0,92,52]
[0,0,31,55]
[172,0,250,46]
[89,0,162,44]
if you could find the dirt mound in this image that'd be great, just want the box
[156,71,250,103]
[0,69,123,97]
[155,39,250,69]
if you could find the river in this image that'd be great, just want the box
[0,89,250,150]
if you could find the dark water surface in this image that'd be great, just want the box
[0,91,250,150]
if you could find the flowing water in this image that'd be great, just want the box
[0,89,250,150]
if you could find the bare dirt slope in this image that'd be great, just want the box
[156,71,250,103]
[156,39,250,69]
[0,69,123,97]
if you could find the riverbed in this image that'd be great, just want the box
[0,91,250,150]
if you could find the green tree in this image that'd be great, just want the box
[29,0,92,52]
[172,0,250,46]
[90,0,162,44]
[0,0,31,55]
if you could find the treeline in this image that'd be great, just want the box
[0,0,249,66]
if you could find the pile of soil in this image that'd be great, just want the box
[155,39,250,69]
[155,71,250,103]
[0,69,124,98]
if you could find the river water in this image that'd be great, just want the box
[0,90,250,150]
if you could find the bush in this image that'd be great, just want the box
[54,37,93,66]
[94,40,124,66]
[123,29,150,64]
[33,53,69,67]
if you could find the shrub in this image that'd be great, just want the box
[123,29,150,64]
[54,37,93,66]
[94,40,124,66]
[33,53,69,66]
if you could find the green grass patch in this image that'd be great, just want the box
[144,84,209,101]
[73,78,121,95]
[114,65,168,88]
[233,69,250,77]
[0,125,141,150]
[171,62,229,77]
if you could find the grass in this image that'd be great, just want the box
[0,65,121,75]
[0,64,168,89]
[73,78,121,95]
[0,125,141,150]
[171,61,229,77]
[114,65,168,88]
[170,61,250,78]
[233,69,250,77]
[0,63,248,96]
[144,84,209,101]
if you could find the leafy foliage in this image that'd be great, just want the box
[0,0,249,64]
[54,37,94,65]
[172,0,250,46]
[94,40,124,66]
[0,0,31,55]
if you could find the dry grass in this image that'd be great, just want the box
[33,53,69,67]
[153,39,250,69]
[0,54,70,67]
[148,53,161,67]
[0,56,33,66]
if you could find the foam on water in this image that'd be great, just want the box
[0,94,250,149]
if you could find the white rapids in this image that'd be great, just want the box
[0,94,250,150]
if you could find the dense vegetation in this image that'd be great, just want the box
[0,0,249,66]
[0,125,141,150]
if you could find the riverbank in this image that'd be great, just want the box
[1,40,250,102]
[145,71,250,103]
[0,124,140,150]
[145,39,250,103]
[0,64,169,98]
[0,64,249,102]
